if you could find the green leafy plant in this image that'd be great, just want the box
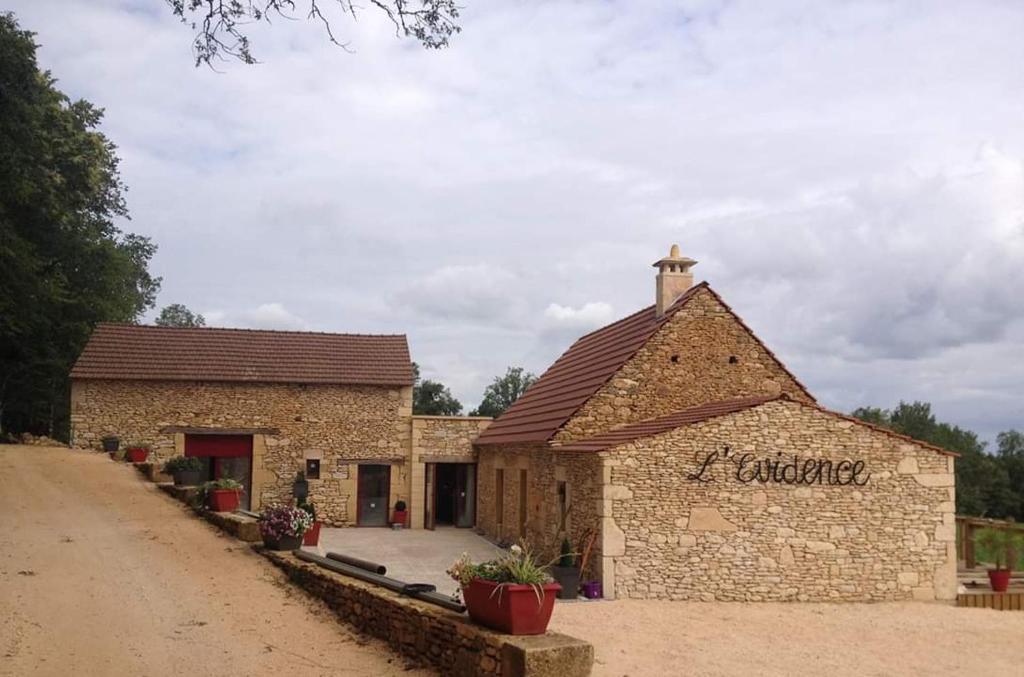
[976,527,1024,571]
[297,499,317,522]
[163,456,203,474]
[448,542,553,604]
[557,538,576,568]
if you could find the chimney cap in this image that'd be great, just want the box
[652,244,697,270]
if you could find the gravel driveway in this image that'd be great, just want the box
[0,445,427,677]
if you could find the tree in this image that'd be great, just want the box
[166,0,462,67]
[411,362,462,416]
[0,13,160,439]
[156,304,206,328]
[851,401,1022,520]
[469,366,537,418]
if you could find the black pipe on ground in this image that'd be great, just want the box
[325,551,387,575]
[294,549,465,613]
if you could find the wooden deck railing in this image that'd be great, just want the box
[956,515,1024,569]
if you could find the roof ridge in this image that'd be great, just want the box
[95,322,408,339]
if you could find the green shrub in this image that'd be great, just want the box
[162,456,203,474]
[975,527,1024,570]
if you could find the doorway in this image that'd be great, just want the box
[357,465,391,527]
[184,434,253,510]
[426,463,476,529]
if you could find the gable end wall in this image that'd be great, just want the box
[555,288,812,442]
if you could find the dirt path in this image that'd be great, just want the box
[0,445,427,677]
[551,592,1024,676]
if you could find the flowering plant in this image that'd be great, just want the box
[259,505,313,540]
[447,543,552,590]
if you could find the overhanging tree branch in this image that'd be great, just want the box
[166,0,462,67]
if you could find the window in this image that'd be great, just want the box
[305,458,321,480]
[495,469,505,527]
[557,480,569,530]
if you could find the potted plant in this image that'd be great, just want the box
[201,478,244,512]
[447,543,561,635]
[299,500,321,546]
[260,505,312,551]
[976,527,1024,592]
[125,444,150,463]
[392,500,408,527]
[163,456,205,486]
[101,436,120,453]
[292,471,309,502]
[550,538,580,600]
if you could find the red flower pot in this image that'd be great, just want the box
[126,448,149,463]
[988,569,1012,593]
[462,578,561,635]
[392,510,408,526]
[303,521,322,546]
[208,488,240,512]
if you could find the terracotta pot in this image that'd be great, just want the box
[208,488,240,512]
[462,578,560,635]
[263,534,302,551]
[392,510,408,526]
[303,521,322,546]
[988,568,1012,593]
[126,448,149,463]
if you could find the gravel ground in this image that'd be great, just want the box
[0,445,428,677]
[550,592,1024,676]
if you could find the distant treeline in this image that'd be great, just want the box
[852,402,1023,521]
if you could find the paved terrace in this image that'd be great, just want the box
[309,526,504,596]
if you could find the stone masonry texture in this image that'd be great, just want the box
[601,399,957,602]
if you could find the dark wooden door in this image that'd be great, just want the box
[424,463,436,530]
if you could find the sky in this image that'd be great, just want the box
[9,0,1024,443]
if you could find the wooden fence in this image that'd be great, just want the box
[956,515,1024,569]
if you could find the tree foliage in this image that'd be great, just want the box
[851,401,1022,520]
[156,303,206,328]
[411,362,462,416]
[166,0,462,67]
[0,13,160,439]
[469,366,537,418]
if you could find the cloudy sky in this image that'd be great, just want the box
[11,1,1024,442]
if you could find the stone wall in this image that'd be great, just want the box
[476,444,603,574]
[598,399,957,602]
[261,550,594,677]
[413,416,491,460]
[554,287,813,443]
[70,379,412,525]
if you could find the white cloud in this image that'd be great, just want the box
[543,302,615,329]
[204,303,309,331]
[9,0,1024,440]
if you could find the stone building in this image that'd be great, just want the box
[70,325,489,527]
[475,246,957,602]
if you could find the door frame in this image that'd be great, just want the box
[424,462,437,530]
[356,464,392,527]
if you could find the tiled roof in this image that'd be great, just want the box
[555,395,780,452]
[70,323,415,386]
[475,283,813,446]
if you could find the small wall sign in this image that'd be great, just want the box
[687,446,870,487]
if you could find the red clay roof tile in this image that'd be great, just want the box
[70,323,415,386]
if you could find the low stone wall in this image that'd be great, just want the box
[156,483,262,542]
[261,550,593,677]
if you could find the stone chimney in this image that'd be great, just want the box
[653,244,698,317]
